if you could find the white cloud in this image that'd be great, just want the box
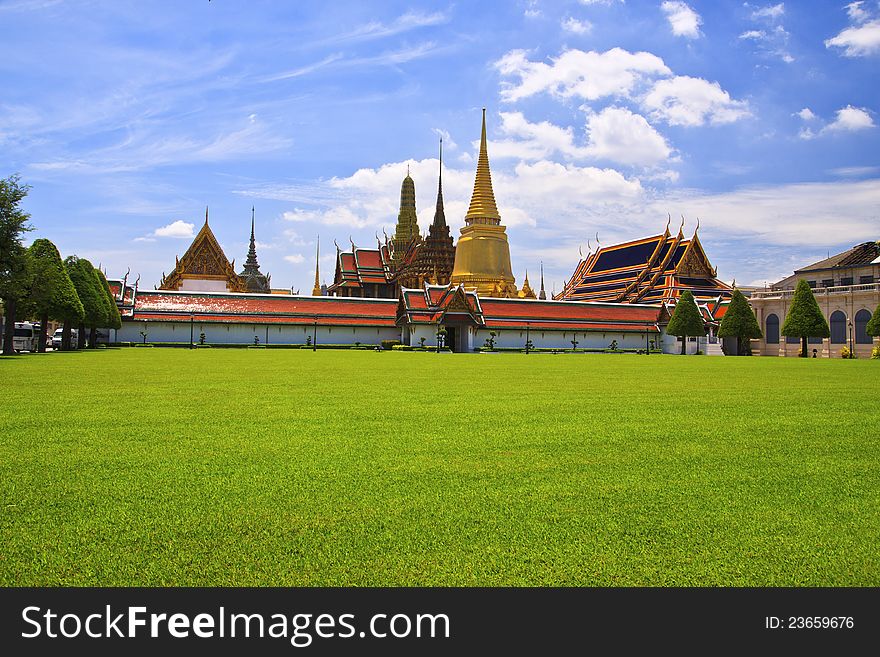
[579,0,624,5]
[495,47,670,102]
[795,108,816,121]
[314,11,449,46]
[284,254,305,264]
[642,76,750,126]
[561,17,592,34]
[490,111,587,161]
[825,19,880,56]
[583,107,673,166]
[432,127,457,151]
[750,3,785,21]
[153,220,195,239]
[739,30,766,40]
[822,105,875,133]
[660,1,702,39]
[845,1,870,24]
[829,165,880,177]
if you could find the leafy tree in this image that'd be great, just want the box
[96,267,122,332]
[24,239,84,352]
[781,279,830,358]
[717,289,762,356]
[666,290,706,355]
[0,174,33,355]
[65,256,105,349]
[866,303,880,337]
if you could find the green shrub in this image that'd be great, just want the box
[871,345,880,360]
[381,340,401,350]
[391,345,414,351]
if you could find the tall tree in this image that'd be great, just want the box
[88,266,113,347]
[25,239,84,352]
[666,290,707,355]
[717,288,762,355]
[96,269,122,335]
[65,256,104,349]
[866,302,880,338]
[781,279,830,358]
[0,174,33,355]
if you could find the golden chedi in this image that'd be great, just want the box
[450,109,518,298]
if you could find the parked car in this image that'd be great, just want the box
[12,322,40,352]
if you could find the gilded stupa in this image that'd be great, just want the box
[450,109,518,297]
[391,167,421,267]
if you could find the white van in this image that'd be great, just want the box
[12,322,40,352]
[51,327,79,349]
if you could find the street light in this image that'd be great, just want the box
[848,319,854,358]
[313,316,318,352]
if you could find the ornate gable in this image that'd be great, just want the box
[159,218,246,292]
[675,233,716,278]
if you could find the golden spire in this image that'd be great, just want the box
[465,108,500,224]
[312,236,321,296]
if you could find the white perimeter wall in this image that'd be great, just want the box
[119,321,401,345]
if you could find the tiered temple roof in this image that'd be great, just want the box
[158,210,246,292]
[130,289,397,327]
[326,242,396,298]
[397,283,661,333]
[557,222,731,305]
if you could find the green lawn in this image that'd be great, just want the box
[1,348,878,586]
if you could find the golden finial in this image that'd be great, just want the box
[465,108,501,223]
[312,236,321,296]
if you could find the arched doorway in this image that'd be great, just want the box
[830,310,846,344]
[855,309,872,344]
[765,314,779,344]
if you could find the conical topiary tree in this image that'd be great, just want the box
[65,256,105,349]
[666,290,706,355]
[866,302,880,337]
[25,239,84,352]
[781,279,830,358]
[96,269,122,335]
[717,288,762,355]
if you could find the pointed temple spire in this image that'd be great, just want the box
[391,167,420,266]
[312,236,322,296]
[433,137,447,229]
[539,261,546,300]
[244,206,260,269]
[238,208,270,292]
[205,206,209,225]
[465,108,501,225]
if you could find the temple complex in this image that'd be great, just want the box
[450,109,520,298]
[109,107,757,354]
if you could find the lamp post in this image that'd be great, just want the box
[848,319,854,358]
[313,316,318,352]
[190,313,194,349]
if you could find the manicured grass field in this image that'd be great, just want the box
[1,348,878,586]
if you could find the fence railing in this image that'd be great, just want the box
[750,282,880,300]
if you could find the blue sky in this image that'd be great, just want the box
[2,0,878,292]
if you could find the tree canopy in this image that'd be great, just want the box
[718,288,762,355]
[1,174,33,355]
[781,279,830,358]
[65,256,107,330]
[26,239,84,325]
[866,303,880,337]
[666,291,706,354]
[96,268,122,330]
[781,280,830,339]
